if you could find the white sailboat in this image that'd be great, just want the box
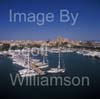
[47,47,65,73]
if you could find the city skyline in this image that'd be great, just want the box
[0,0,100,40]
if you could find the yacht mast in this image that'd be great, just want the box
[58,47,61,69]
[43,44,45,64]
[42,43,48,64]
[28,48,30,71]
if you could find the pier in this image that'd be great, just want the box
[29,62,45,75]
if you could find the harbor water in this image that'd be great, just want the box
[0,52,100,98]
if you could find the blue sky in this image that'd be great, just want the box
[0,0,100,40]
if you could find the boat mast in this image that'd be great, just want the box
[43,53,45,64]
[28,48,30,71]
[45,43,48,63]
[43,44,45,64]
[40,42,48,66]
[58,47,61,69]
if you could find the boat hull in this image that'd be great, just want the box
[47,68,65,73]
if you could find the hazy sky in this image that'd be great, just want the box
[0,0,100,40]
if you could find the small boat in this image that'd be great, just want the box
[18,69,34,75]
[38,64,48,69]
[18,69,38,77]
[47,68,65,73]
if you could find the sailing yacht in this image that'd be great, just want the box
[47,47,65,73]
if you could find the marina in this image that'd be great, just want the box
[6,42,66,77]
[0,37,100,78]
[0,46,100,77]
[9,47,46,77]
[0,48,100,97]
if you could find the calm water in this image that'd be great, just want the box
[0,52,100,98]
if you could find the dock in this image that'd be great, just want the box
[29,62,45,75]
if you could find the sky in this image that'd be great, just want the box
[0,0,100,40]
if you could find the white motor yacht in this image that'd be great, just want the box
[47,68,65,73]
[18,69,38,77]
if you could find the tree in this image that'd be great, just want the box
[2,43,10,51]
[11,45,18,50]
